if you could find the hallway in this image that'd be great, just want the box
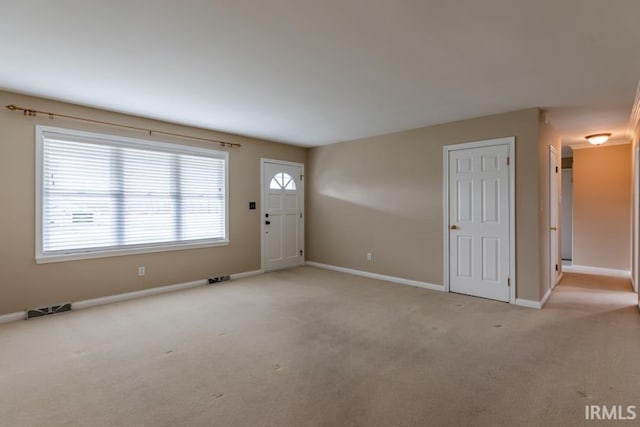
[541,273,640,424]
[547,273,637,312]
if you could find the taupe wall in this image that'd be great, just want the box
[307,108,544,301]
[573,143,631,270]
[0,91,306,315]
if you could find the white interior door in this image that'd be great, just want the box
[262,160,304,271]
[448,143,511,302]
[549,146,559,288]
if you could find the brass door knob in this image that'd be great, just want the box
[450,224,458,230]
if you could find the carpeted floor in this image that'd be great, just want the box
[0,267,638,427]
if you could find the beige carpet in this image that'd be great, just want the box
[0,267,638,427]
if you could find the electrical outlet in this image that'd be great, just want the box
[138,266,145,276]
[366,252,372,261]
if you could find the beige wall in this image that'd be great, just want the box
[573,143,631,270]
[307,108,544,301]
[0,91,306,315]
[537,115,562,298]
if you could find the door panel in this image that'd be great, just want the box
[457,180,473,222]
[263,161,304,271]
[284,214,298,258]
[482,179,499,223]
[482,237,499,282]
[449,144,510,302]
[284,193,298,210]
[457,235,473,278]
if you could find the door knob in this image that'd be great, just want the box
[550,226,557,231]
[450,224,458,230]
[265,221,271,225]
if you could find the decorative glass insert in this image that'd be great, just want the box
[269,172,296,190]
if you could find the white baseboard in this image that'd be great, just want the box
[563,265,631,278]
[0,311,26,324]
[556,272,563,285]
[0,269,265,323]
[72,279,208,310]
[515,298,542,309]
[230,269,264,280]
[306,261,444,292]
[515,287,553,310]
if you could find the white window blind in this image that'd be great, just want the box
[36,126,228,263]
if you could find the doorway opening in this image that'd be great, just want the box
[552,142,637,309]
[560,147,573,268]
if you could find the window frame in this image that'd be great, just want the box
[35,125,230,264]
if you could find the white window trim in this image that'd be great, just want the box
[35,125,229,264]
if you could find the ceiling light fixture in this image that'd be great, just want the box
[585,133,611,145]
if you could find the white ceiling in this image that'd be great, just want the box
[0,1,639,147]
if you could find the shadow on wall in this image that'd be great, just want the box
[317,177,440,221]
[308,192,442,284]
[312,142,443,223]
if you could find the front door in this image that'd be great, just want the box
[448,143,511,302]
[262,160,304,271]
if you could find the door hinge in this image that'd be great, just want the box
[300,174,304,181]
[299,250,303,256]
[300,212,303,219]
[555,264,558,271]
[507,277,511,287]
[506,156,510,166]
[555,166,558,173]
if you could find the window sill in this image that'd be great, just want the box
[36,240,230,264]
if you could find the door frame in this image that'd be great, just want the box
[442,137,516,304]
[560,168,574,263]
[260,158,305,272]
[633,142,639,293]
[549,145,560,289]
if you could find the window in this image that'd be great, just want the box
[36,126,228,263]
[269,172,296,190]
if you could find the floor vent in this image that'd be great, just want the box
[208,275,231,284]
[26,303,72,320]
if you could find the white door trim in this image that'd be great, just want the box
[442,137,516,304]
[260,158,305,272]
[633,142,639,293]
[549,145,559,290]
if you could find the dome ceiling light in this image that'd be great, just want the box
[585,133,611,145]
